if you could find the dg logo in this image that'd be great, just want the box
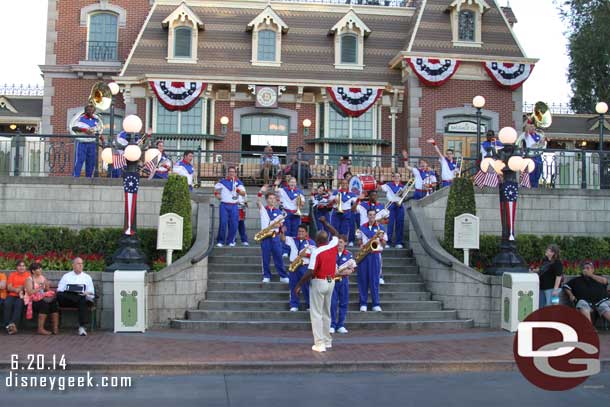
[513,305,601,391]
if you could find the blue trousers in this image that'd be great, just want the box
[387,204,405,246]
[289,265,310,308]
[285,213,301,238]
[331,210,352,237]
[217,203,238,245]
[349,216,357,244]
[238,220,248,243]
[314,208,331,234]
[413,190,426,200]
[3,296,24,326]
[73,142,97,177]
[358,253,381,307]
[530,156,543,188]
[331,277,349,329]
[261,235,287,279]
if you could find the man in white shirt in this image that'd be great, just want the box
[56,257,95,336]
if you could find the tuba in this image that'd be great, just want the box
[254,213,287,242]
[89,82,112,112]
[355,229,385,264]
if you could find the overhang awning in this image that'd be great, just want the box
[304,137,390,146]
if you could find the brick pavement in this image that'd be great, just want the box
[1,328,609,373]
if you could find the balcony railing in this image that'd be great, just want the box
[272,0,412,7]
[523,102,575,115]
[84,41,120,62]
[0,83,44,96]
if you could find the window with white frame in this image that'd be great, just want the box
[248,6,288,67]
[162,3,204,64]
[155,99,205,151]
[458,10,476,42]
[331,10,371,70]
[448,0,489,47]
[325,104,377,165]
[88,12,118,61]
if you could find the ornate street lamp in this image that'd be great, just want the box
[220,116,229,135]
[596,101,608,151]
[473,95,486,160]
[302,118,312,137]
[101,115,160,272]
[480,127,535,276]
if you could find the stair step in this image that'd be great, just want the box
[171,319,475,331]
[207,272,422,283]
[212,247,413,257]
[208,256,416,267]
[199,300,443,311]
[205,291,432,301]
[207,265,419,274]
[207,281,427,291]
[186,310,457,321]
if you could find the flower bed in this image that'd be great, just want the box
[0,251,105,272]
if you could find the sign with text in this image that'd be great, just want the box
[454,213,480,249]
[157,213,184,251]
[446,121,487,134]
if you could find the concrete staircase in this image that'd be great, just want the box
[171,245,475,330]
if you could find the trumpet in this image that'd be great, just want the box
[336,192,344,214]
[232,176,238,201]
[254,213,286,242]
[288,243,310,272]
[295,194,303,217]
[355,229,385,264]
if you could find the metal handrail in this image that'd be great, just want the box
[191,203,216,264]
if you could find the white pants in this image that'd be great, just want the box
[309,278,335,347]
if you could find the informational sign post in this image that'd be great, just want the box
[453,214,480,266]
[157,213,184,265]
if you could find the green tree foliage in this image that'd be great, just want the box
[558,0,610,113]
[443,177,477,258]
[159,174,193,256]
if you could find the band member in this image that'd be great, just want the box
[379,173,406,248]
[356,209,387,312]
[173,150,195,191]
[257,186,289,284]
[152,140,172,180]
[275,177,304,238]
[283,224,315,311]
[404,160,437,200]
[237,193,249,246]
[518,123,545,188]
[427,138,459,187]
[480,130,503,158]
[329,178,358,243]
[260,145,280,185]
[214,166,246,247]
[71,103,101,178]
[294,231,339,353]
[311,184,331,233]
[357,190,383,226]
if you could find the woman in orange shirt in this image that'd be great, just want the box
[4,261,31,335]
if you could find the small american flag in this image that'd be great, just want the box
[519,171,531,188]
[145,156,160,180]
[112,153,127,170]
[473,170,499,188]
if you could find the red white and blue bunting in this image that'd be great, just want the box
[406,57,461,87]
[327,87,383,118]
[483,62,534,90]
[149,81,207,112]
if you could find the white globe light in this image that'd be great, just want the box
[124,144,142,162]
[220,116,229,125]
[480,157,494,173]
[596,101,608,115]
[492,160,506,174]
[508,156,524,172]
[521,158,533,172]
[108,82,120,96]
[302,119,312,128]
[498,127,518,145]
[527,159,536,173]
[145,148,161,163]
[472,95,486,109]
[101,147,113,165]
[123,115,143,134]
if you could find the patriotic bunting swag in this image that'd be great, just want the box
[123,172,140,236]
[406,57,461,87]
[327,87,383,117]
[149,81,207,111]
[500,181,518,241]
[483,62,534,91]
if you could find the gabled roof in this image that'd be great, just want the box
[448,0,491,13]
[162,2,204,29]
[329,10,371,36]
[247,5,288,33]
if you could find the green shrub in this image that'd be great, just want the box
[159,174,193,258]
[443,177,476,259]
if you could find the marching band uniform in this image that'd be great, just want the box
[72,111,100,178]
[380,181,406,247]
[237,194,249,245]
[277,186,304,238]
[520,131,544,188]
[285,236,315,310]
[331,249,355,333]
[153,152,172,180]
[480,140,504,158]
[440,157,458,188]
[214,177,245,246]
[411,167,437,200]
[356,222,387,311]
[173,159,194,190]
[259,203,288,282]
[356,199,383,226]
[330,188,358,238]
[311,191,331,233]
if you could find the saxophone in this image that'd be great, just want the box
[288,243,310,272]
[254,213,286,242]
[355,229,385,264]
[334,258,357,281]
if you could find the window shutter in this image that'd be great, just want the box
[174,27,192,58]
[341,35,357,64]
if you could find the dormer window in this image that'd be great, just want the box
[162,3,204,64]
[330,10,371,70]
[448,0,489,48]
[248,6,288,67]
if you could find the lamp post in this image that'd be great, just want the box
[106,82,120,178]
[302,118,312,137]
[596,102,608,151]
[473,96,486,160]
[220,116,229,135]
[480,127,535,276]
[102,114,160,272]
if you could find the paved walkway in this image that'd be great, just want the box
[2,328,609,373]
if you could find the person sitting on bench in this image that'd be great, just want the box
[56,257,95,336]
[563,261,610,326]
